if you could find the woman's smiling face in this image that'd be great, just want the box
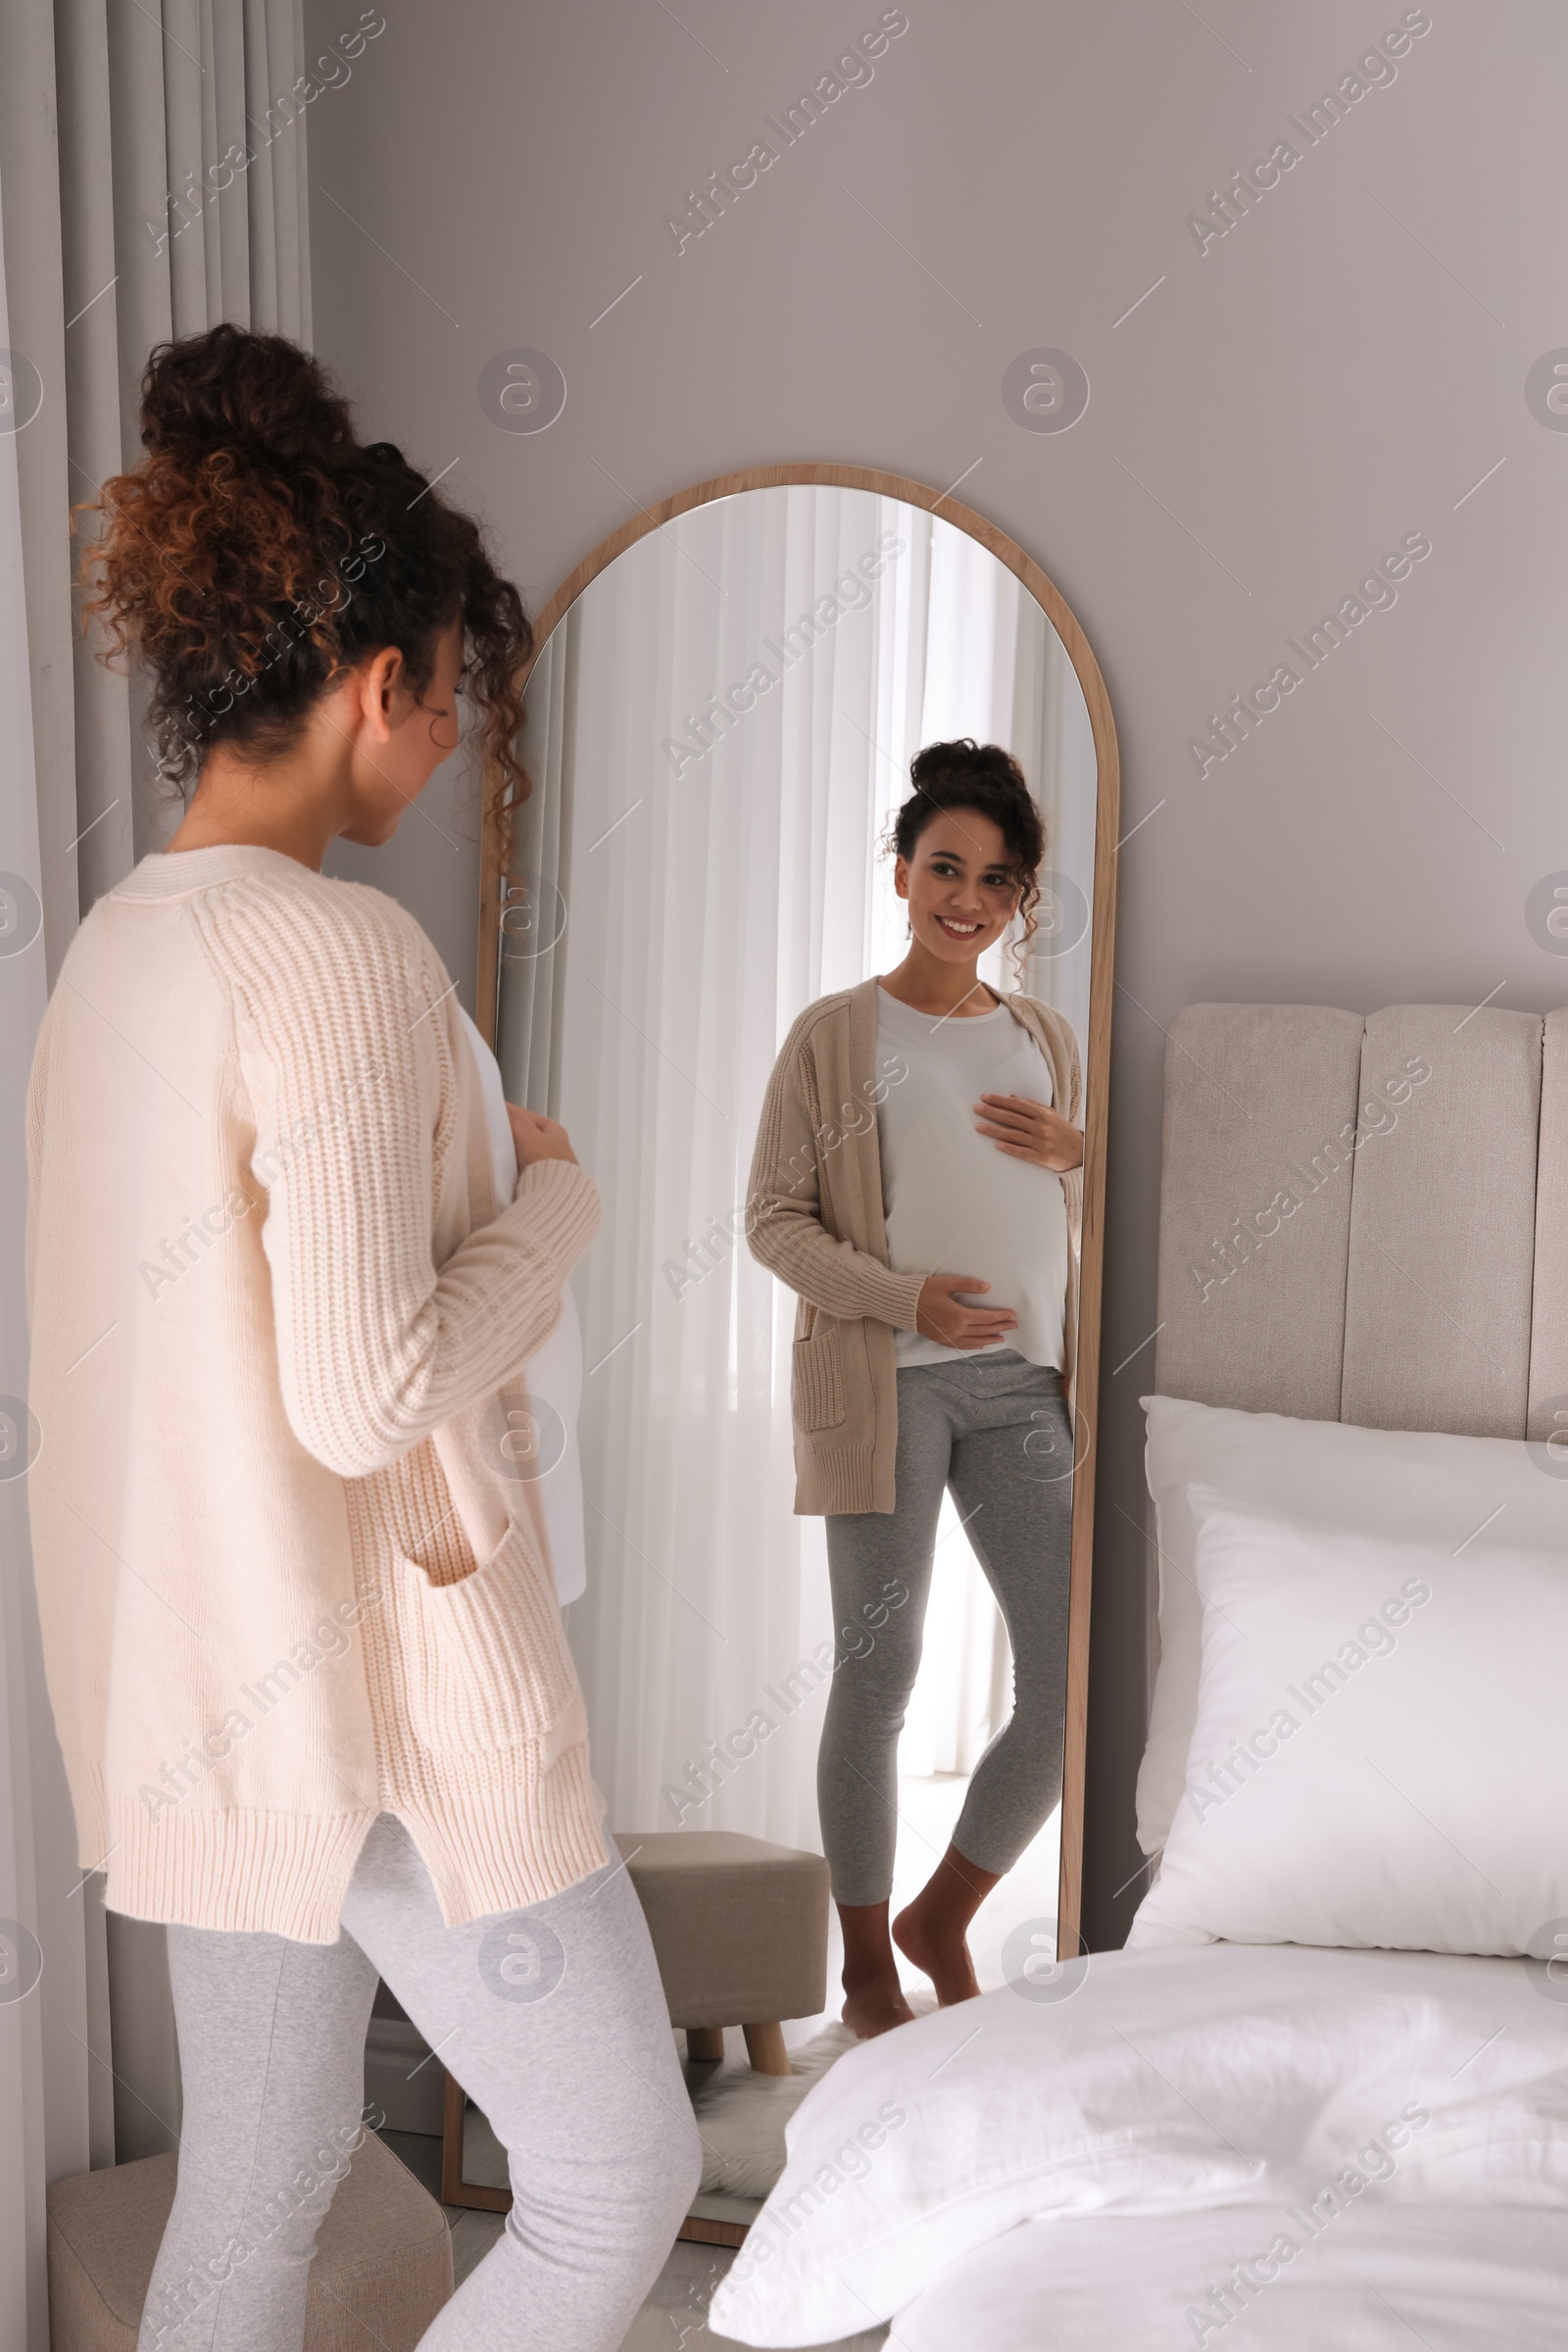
[894,808,1020,965]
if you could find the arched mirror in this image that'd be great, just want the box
[476,463,1117,2048]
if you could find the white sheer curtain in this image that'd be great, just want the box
[2,151,95,2352]
[889,518,1096,1776]
[500,487,1091,1839]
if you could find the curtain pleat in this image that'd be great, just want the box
[4,0,315,976]
[1,0,80,990]
[54,0,134,926]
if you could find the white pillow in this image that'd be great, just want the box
[1128,1423,1568,1953]
[1135,1396,1568,1855]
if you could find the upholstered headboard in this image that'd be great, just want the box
[1152,1004,1568,1443]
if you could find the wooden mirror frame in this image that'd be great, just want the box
[475,460,1120,1963]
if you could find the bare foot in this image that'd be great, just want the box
[891,1898,981,2007]
[834,1897,916,2038]
[841,1975,917,2038]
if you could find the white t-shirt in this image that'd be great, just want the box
[875,986,1070,1371]
[457,1005,588,1606]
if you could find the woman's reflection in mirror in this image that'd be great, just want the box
[748,740,1084,2036]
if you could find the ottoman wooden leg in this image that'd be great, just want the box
[685,2026,725,2062]
[742,2021,791,2076]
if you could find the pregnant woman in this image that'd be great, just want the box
[25,325,698,2351]
[746,740,1083,2038]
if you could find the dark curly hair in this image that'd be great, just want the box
[75,322,532,832]
[885,738,1047,980]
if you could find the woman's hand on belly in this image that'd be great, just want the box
[974,1093,1084,1173]
[915,1274,1021,1350]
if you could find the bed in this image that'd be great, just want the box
[710,1001,1568,2350]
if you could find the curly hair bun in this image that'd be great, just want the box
[909,737,1030,798]
[139,320,354,465]
[79,322,533,827]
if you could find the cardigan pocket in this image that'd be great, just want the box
[393,1516,584,1763]
[793,1324,847,1431]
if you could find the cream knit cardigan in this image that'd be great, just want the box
[746,976,1083,1517]
[24,843,610,1941]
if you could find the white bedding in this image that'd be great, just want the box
[893,2203,1568,2350]
[708,1940,1568,2348]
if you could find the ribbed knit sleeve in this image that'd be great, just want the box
[745,1006,926,1331]
[208,877,600,1480]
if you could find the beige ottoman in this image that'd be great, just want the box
[613,1828,829,2075]
[47,2129,452,2352]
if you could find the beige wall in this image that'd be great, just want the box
[305,0,1568,1944]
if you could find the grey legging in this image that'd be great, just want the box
[137,1813,701,2352]
[818,1349,1075,1905]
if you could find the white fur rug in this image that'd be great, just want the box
[692,2023,858,2197]
[690,1997,938,2200]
